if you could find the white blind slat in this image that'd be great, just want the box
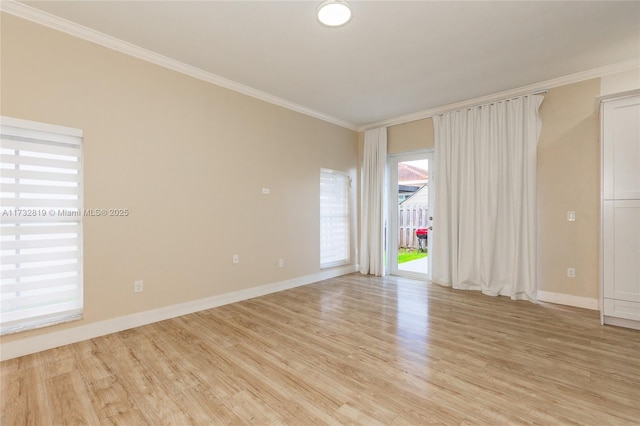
[0,168,80,182]
[0,215,80,225]
[0,115,82,137]
[1,303,82,325]
[1,250,79,265]
[1,198,80,208]
[1,276,79,293]
[1,288,80,311]
[1,120,82,141]
[1,237,79,250]
[1,262,80,279]
[1,224,80,236]
[1,138,81,157]
[0,153,80,170]
[0,309,82,334]
[1,183,79,195]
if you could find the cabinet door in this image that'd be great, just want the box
[603,200,640,302]
[602,96,640,200]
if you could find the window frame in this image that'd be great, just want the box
[1,116,84,335]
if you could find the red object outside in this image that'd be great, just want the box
[415,228,428,237]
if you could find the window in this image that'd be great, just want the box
[1,117,83,335]
[320,168,350,268]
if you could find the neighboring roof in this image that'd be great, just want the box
[398,163,428,184]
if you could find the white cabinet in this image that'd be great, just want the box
[603,200,640,321]
[601,93,640,329]
[602,95,640,200]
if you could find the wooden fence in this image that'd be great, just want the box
[398,204,429,248]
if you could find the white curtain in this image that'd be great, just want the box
[360,127,387,276]
[432,95,544,300]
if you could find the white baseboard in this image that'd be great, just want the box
[537,291,599,311]
[603,315,640,330]
[0,265,357,361]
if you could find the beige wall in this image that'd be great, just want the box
[0,14,358,344]
[600,68,640,96]
[356,117,433,160]
[537,79,601,299]
[387,118,434,154]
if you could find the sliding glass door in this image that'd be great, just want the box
[388,151,433,280]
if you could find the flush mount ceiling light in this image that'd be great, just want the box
[317,0,352,27]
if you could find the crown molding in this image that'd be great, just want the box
[0,1,358,131]
[359,58,640,132]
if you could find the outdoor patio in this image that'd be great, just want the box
[399,256,428,274]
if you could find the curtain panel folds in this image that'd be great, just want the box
[360,127,387,276]
[432,95,544,300]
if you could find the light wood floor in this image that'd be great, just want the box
[2,274,640,425]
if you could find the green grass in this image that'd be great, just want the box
[397,248,427,264]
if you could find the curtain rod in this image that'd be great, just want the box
[437,89,548,116]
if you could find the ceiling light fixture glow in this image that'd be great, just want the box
[317,0,352,27]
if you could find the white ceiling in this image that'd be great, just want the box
[12,1,640,128]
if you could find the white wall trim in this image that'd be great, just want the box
[595,88,640,113]
[603,316,640,331]
[0,265,357,361]
[0,1,357,132]
[360,59,640,131]
[537,291,599,311]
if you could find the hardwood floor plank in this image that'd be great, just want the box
[71,338,151,425]
[1,365,52,426]
[2,274,640,425]
[46,371,101,425]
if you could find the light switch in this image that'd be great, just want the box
[262,188,271,195]
[567,211,575,222]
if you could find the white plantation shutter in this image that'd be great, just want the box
[1,117,83,335]
[320,169,350,268]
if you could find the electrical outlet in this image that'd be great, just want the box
[233,254,239,264]
[567,211,576,222]
[278,259,285,268]
[134,280,144,293]
[567,268,575,278]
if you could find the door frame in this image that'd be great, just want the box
[388,150,434,280]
